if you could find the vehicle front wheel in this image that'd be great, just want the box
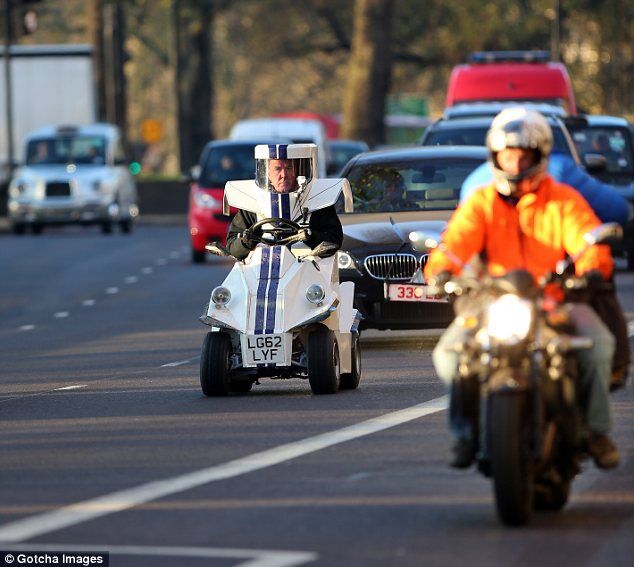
[11,223,26,235]
[192,248,206,264]
[308,327,340,395]
[119,218,133,233]
[340,331,361,390]
[200,332,232,396]
[627,248,634,271]
[101,220,113,234]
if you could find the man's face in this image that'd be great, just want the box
[496,147,537,175]
[268,159,297,193]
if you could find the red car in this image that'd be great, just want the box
[189,139,286,263]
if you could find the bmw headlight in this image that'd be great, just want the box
[194,190,220,209]
[306,284,325,304]
[336,251,355,270]
[211,286,231,306]
[486,294,532,344]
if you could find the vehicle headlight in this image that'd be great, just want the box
[194,190,220,209]
[9,181,29,198]
[486,294,532,344]
[306,284,325,304]
[336,251,355,270]
[211,286,231,306]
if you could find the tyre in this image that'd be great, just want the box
[340,331,361,390]
[230,379,253,393]
[31,223,43,235]
[192,248,206,264]
[533,480,570,511]
[11,223,26,235]
[627,249,634,272]
[119,218,133,233]
[490,393,533,526]
[101,220,113,234]
[308,327,340,394]
[200,332,232,396]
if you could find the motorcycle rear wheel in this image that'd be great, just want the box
[340,331,361,390]
[491,393,533,526]
[200,331,232,396]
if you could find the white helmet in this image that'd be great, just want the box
[486,107,553,197]
[254,143,318,193]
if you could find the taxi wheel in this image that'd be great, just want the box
[200,331,232,396]
[308,327,340,395]
[119,219,133,234]
[101,220,113,234]
[31,223,43,235]
[11,223,26,235]
[340,331,361,390]
[192,248,206,264]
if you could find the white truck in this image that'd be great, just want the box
[1,44,96,182]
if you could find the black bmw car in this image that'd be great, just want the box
[337,146,488,330]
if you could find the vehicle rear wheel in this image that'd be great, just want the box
[200,331,232,396]
[490,393,533,526]
[308,327,340,395]
[340,331,361,390]
[192,248,206,264]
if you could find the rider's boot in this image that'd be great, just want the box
[587,433,620,469]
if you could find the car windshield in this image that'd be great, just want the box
[26,136,107,166]
[424,125,572,157]
[344,157,485,213]
[199,145,258,186]
[570,126,634,173]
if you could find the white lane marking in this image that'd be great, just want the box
[19,325,35,331]
[54,385,87,391]
[105,287,119,295]
[628,321,634,338]
[0,396,447,543]
[169,251,180,259]
[53,312,69,319]
[0,543,317,567]
[141,267,154,274]
[156,258,167,266]
[81,299,96,307]
[161,359,192,367]
[124,276,138,284]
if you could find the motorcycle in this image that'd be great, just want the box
[410,223,622,526]
[199,170,361,396]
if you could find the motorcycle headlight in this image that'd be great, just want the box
[336,251,355,270]
[486,294,532,344]
[306,284,325,304]
[194,190,220,209]
[211,286,231,306]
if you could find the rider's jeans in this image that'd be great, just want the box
[432,303,615,439]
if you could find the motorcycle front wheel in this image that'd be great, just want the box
[200,331,232,396]
[490,392,533,526]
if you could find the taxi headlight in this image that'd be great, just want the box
[486,294,532,344]
[306,284,325,304]
[211,286,231,306]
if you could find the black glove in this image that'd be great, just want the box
[296,228,311,243]
[427,270,452,298]
[240,228,256,250]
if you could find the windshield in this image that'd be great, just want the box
[344,157,485,213]
[26,136,107,166]
[570,126,634,173]
[424,125,573,157]
[199,145,259,187]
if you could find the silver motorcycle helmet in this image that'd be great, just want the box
[254,143,318,194]
[486,107,553,197]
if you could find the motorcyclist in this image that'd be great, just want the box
[226,144,343,260]
[424,107,619,470]
[461,144,631,391]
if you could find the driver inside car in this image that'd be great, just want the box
[226,144,343,260]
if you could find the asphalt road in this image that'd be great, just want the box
[0,223,632,567]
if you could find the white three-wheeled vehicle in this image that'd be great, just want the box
[199,143,362,395]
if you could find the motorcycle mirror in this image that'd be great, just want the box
[205,241,230,256]
[584,223,623,246]
[312,241,338,258]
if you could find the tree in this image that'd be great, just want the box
[341,0,393,146]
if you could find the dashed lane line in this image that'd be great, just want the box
[0,396,448,543]
[0,542,317,567]
[161,359,193,367]
[53,385,88,391]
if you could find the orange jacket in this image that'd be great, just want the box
[424,175,613,282]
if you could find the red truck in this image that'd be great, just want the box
[446,51,577,115]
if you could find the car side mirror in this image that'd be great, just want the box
[189,165,201,182]
[583,153,607,173]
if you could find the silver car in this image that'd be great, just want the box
[8,123,139,234]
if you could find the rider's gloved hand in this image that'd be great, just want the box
[582,269,608,294]
[240,228,257,250]
[427,270,452,298]
[296,228,311,243]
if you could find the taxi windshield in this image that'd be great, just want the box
[26,136,107,166]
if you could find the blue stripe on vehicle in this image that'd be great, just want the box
[280,193,290,219]
[254,246,271,335]
[278,145,287,159]
[268,144,277,158]
[270,193,280,218]
[265,246,282,334]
